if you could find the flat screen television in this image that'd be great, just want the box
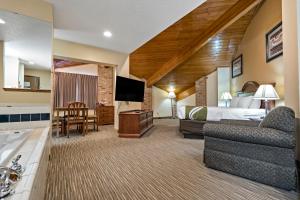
[115,76,145,102]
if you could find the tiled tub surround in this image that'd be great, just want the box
[1,128,51,200]
[0,105,51,130]
[0,129,31,165]
[0,113,50,123]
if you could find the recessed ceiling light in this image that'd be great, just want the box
[103,31,112,38]
[0,18,6,24]
[28,61,35,65]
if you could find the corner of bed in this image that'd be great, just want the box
[179,81,275,139]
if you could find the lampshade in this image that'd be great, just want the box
[220,92,232,100]
[253,84,279,100]
[168,91,176,99]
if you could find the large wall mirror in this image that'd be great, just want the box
[0,10,52,92]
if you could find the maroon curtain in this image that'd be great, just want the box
[54,72,98,108]
[54,72,77,108]
[76,74,98,109]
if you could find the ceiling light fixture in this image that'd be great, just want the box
[0,18,6,24]
[168,85,175,92]
[103,31,112,38]
[28,61,35,65]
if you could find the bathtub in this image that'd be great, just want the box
[0,129,31,166]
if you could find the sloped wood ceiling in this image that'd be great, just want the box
[53,58,87,68]
[156,6,260,94]
[130,0,262,96]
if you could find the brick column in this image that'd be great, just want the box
[98,65,113,106]
[142,85,152,111]
[195,77,207,106]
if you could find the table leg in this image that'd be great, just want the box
[56,110,59,137]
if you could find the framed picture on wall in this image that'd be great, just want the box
[232,55,243,78]
[266,22,283,62]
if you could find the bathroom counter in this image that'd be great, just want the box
[4,127,51,200]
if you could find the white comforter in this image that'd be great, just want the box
[177,106,265,121]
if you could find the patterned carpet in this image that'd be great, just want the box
[45,119,298,200]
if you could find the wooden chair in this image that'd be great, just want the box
[52,115,65,135]
[87,109,98,131]
[66,102,88,138]
[52,109,67,136]
[95,103,105,128]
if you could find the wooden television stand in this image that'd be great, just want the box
[118,110,154,138]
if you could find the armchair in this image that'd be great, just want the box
[203,106,297,190]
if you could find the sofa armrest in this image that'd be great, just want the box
[203,123,295,149]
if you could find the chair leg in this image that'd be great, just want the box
[67,125,70,138]
[62,121,65,136]
[85,122,87,136]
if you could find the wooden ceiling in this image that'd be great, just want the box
[129,0,263,97]
[53,58,87,68]
[156,6,260,94]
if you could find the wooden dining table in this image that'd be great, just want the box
[54,107,89,137]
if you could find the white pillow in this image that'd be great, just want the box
[230,97,240,107]
[237,96,253,108]
[249,99,261,109]
[177,106,186,119]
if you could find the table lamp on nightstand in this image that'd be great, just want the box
[221,92,232,107]
[253,84,279,116]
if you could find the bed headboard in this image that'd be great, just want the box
[239,81,276,109]
[241,81,260,93]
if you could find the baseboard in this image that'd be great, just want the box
[153,116,176,119]
[183,133,204,139]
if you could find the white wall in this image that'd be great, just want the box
[152,86,172,118]
[283,0,299,116]
[55,64,98,76]
[218,67,231,107]
[18,63,25,88]
[206,71,218,106]
[113,57,142,129]
[4,56,19,88]
[177,94,195,111]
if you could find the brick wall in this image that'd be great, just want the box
[98,65,113,106]
[195,77,207,106]
[142,84,152,111]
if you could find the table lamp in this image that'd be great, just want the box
[253,84,279,116]
[221,92,232,107]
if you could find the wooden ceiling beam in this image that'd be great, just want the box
[146,0,262,87]
[176,86,196,101]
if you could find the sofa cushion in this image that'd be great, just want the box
[205,136,295,167]
[204,123,296,148]
[259,106,295,133]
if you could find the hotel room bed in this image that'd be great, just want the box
[178,107,264,139]
[179,81,274,139]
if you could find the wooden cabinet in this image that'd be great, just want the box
[97,106,114,125]
[118,110,153,138]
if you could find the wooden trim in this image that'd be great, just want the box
[177,86,196,101]
[3,88,51,93]
[146,0,262,86]
[53,56,117,68]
